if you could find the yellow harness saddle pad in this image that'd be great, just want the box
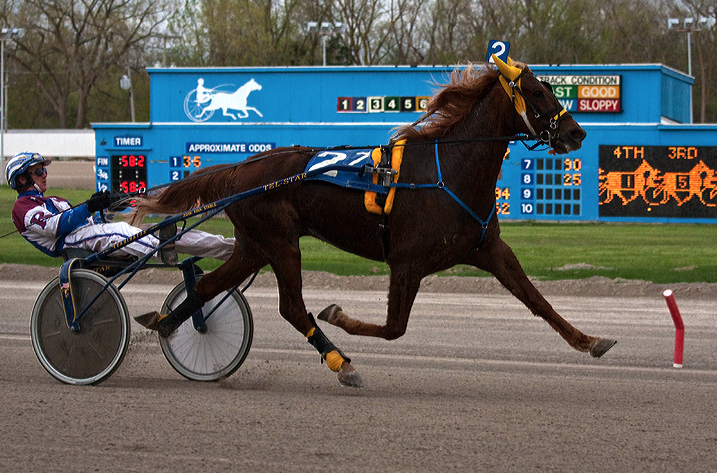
[364,139,405,215]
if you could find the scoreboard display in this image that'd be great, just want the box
[337,96,430,113]
[94,63,715,223]
[495,150,585,220]
[110,154,147,194]
[599,145,717,218]
[514,156,583,217]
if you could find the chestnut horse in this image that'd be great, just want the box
[133,57,616,387]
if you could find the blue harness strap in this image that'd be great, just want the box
[390,140,496,248]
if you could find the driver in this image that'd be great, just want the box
[6,151,235,263]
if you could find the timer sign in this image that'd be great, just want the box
[110,154,147,194]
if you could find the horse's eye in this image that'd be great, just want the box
[539,81,554,96]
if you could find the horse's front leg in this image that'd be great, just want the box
[318,268,422,340]
[466,236,616,357]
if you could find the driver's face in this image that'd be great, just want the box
[27,163,48,193]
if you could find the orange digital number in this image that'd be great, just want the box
[668,147,697,159]
[182,156,201,167]
[495,187,511,200]
[564,174,581,186]
[613,146,644,159]
[564,158,582,171]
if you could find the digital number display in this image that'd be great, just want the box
[110,154,147,194]
[169,155,202,182]
[599,145,717,218]
[495,187,511,215]
[170,155,201,168]
[337,95,429,113]
[518,156,583,217]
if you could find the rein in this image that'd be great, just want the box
[116,132,540,199]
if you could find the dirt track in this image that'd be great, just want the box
[4,262,717,299]
[1,265,716,472]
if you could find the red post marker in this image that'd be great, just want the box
[663,289,684,368]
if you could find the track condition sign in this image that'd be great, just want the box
[537,75,621,113]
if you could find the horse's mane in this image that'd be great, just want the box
[393,64,503,142]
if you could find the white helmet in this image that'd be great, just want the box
[5,152,52,190]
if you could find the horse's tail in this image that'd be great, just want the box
[129,164,239,225]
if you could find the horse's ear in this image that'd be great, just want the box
[492,54,522,82]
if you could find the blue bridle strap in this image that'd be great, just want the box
[390,140,496,248]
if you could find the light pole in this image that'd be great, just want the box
[120,67,135,122]
[0,27,24,185]
[306,21,346,66]
[667,17,715,77]
[668,17,715,123]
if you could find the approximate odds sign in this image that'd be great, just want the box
[537,75,621,113]
[598,145,717,218]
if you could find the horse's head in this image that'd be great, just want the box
[247,78,262,91]
[493,55,586,155]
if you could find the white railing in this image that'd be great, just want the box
[2,129,95,159]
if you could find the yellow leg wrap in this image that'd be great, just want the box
[306,323,350,370]
[325,350,345,372]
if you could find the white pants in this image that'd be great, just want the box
[62,222,235,261]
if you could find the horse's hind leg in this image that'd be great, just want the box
[318,267,422,340]
[137,237,267,335]
[466,237,616,357]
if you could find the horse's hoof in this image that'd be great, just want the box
[590,338,617,358]
[317,304,342,324]
[337,363,364,388]
[134,311,160,331]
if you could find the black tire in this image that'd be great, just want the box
[159,281,253,381]
[31,270,130,385]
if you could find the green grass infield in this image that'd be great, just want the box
[2,186,716,283]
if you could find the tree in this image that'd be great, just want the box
[3,0,717,126]
[168,0,309,67]
[677,0,717,122]
[4,0,173,128]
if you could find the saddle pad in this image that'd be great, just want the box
[305,140,406,215]
[306,148,388,194]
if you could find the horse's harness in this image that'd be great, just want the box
[366,139,496,261]
[370,67,568,260]
[495,65,568,151]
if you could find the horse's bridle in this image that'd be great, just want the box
[496,67,568,151]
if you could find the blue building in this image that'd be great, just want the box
[93,62,717,223]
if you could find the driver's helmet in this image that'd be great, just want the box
[5,152,52,189]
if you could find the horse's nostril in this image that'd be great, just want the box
[571,128,587,142]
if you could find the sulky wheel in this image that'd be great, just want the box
[159,280,253,381]
[30,269,130,385]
